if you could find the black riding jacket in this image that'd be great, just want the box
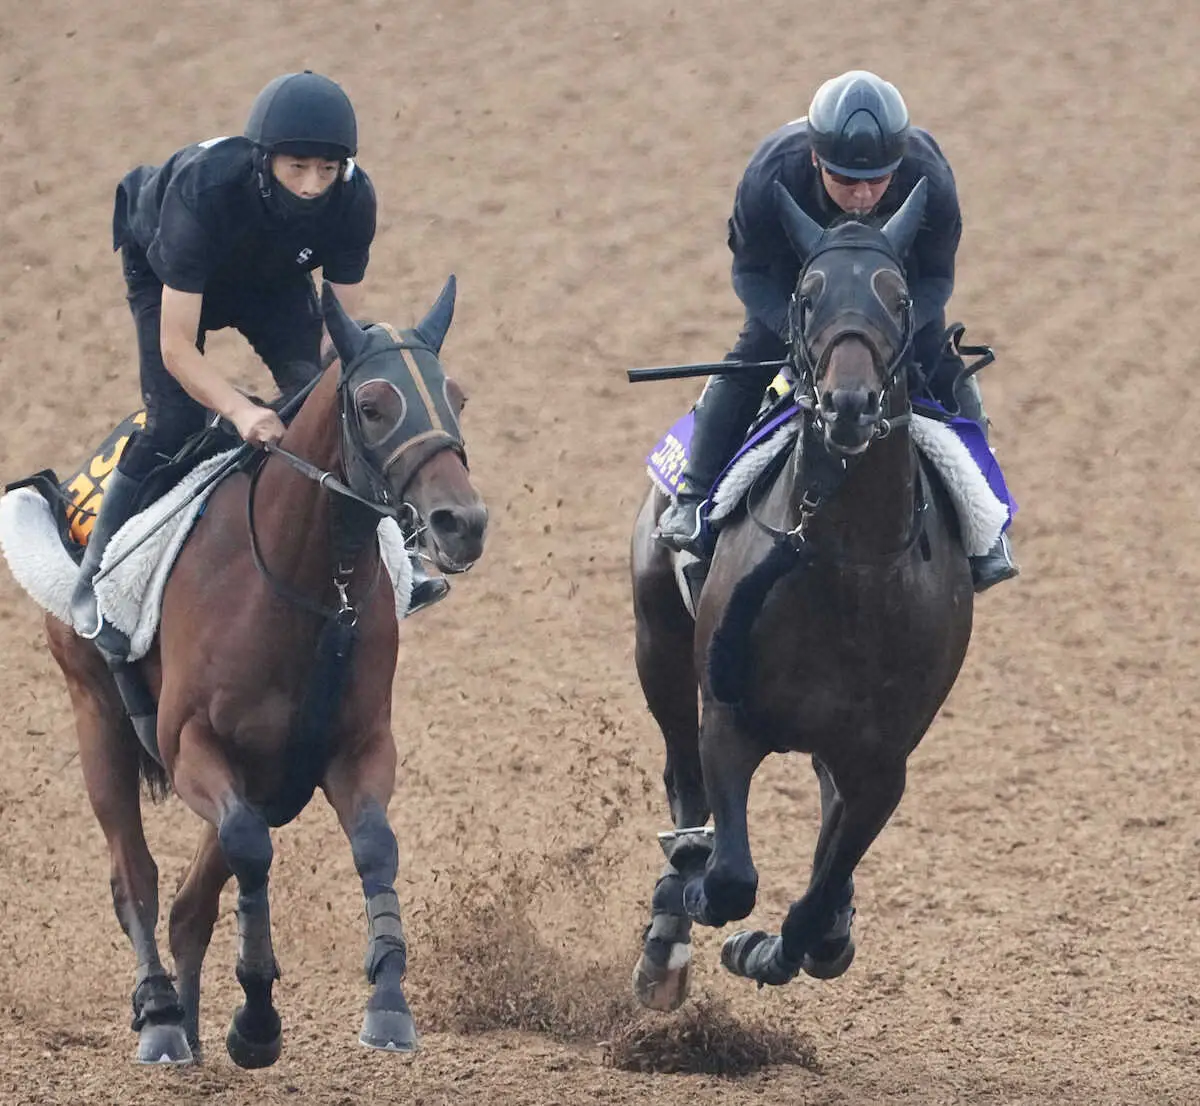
[111,136,376,294]
[728,119,961,340]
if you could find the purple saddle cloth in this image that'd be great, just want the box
[646,399,1016,528]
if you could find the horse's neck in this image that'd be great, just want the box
[795,393,917,558]
[252,369,358,588]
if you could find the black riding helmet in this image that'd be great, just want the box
[245,70,357,159]
[245,70,358,218]
[808,70,909,179]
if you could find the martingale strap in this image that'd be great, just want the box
[245,455,385,623]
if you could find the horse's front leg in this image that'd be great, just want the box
[48,628,190,1065]
[173,722,282,1069]
[323,734,418,1053]
[682,700,769,928]
[722,755,906,987]
[797,755,857,979]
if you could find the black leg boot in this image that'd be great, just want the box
[655,376,767,557]
[953,374,1019,592]
[406,554,449,615]
[69,469,143,659]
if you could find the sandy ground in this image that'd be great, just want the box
[1,1,1198,1103]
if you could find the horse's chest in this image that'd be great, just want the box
[766,564,925,651]
[747,565,956,739]
[208,684,301,750]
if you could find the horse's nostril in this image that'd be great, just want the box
[429,505,489,543]
[867,391,879,410]
[429,508,465,538]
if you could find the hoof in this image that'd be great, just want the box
[135,1021,194,1066]
[226,1007,282,1069]
[632,942,692,1012]
[360,985,419,1053]
[803,888,856,979]
[360,1008,420,1053]
[802,936,856,980]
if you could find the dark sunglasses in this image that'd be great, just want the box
[824,167,892,187]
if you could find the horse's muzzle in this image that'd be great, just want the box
[426,503,488,573]
[821,388,881,455]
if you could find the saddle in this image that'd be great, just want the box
[11,381,314,563]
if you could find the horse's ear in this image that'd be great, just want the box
[321,281,369,366]
[773,180,824,260]
[413,275,457,354]
[881,177,928,258]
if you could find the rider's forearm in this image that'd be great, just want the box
[160,340,250,422]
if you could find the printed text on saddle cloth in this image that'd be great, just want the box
[63,411,147,544]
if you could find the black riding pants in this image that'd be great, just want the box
[116,245,323,480]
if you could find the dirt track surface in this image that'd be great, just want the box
[1,2,1198,1103]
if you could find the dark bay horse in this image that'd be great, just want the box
[630,180,974,1010]
[45,280,487,1065]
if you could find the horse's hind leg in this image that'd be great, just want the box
[324,736,418,1053]
[722,755,906,987]
[632,493,707,829]
[172,723,282,1069]
[45,622,190,1065]
[169,821,231,1055]
[631,493,711,1010]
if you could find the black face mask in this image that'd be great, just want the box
[268,177,336,220]
[253,146,338,221]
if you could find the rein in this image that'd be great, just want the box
[741,227,920,562]
[244,326,461,624]
[244,309,466,828]
[742,242,921,565]
[90,369,330,584]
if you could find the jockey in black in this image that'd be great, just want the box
[655,70,1018,592]
[72,71,447,657]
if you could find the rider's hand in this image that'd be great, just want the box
[231,402,286,447]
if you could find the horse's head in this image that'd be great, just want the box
[321,279,488,574]
[774,178,927,455]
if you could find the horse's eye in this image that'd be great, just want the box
[360,403,381,422]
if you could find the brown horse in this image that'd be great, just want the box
[630,180,974,1009]
[45,279,487,1065]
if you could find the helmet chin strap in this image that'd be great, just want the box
[254,147,273,199]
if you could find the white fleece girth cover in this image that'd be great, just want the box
[705,414,1008,557]
[0,450,414,660]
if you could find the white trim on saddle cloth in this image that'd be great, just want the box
[0,451,414,662]
[703,415,1008,558]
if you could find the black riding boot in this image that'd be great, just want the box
[406,554,449,614]
[655,377,766,556]
[953,374,1019,592]
[69,469,143,660]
